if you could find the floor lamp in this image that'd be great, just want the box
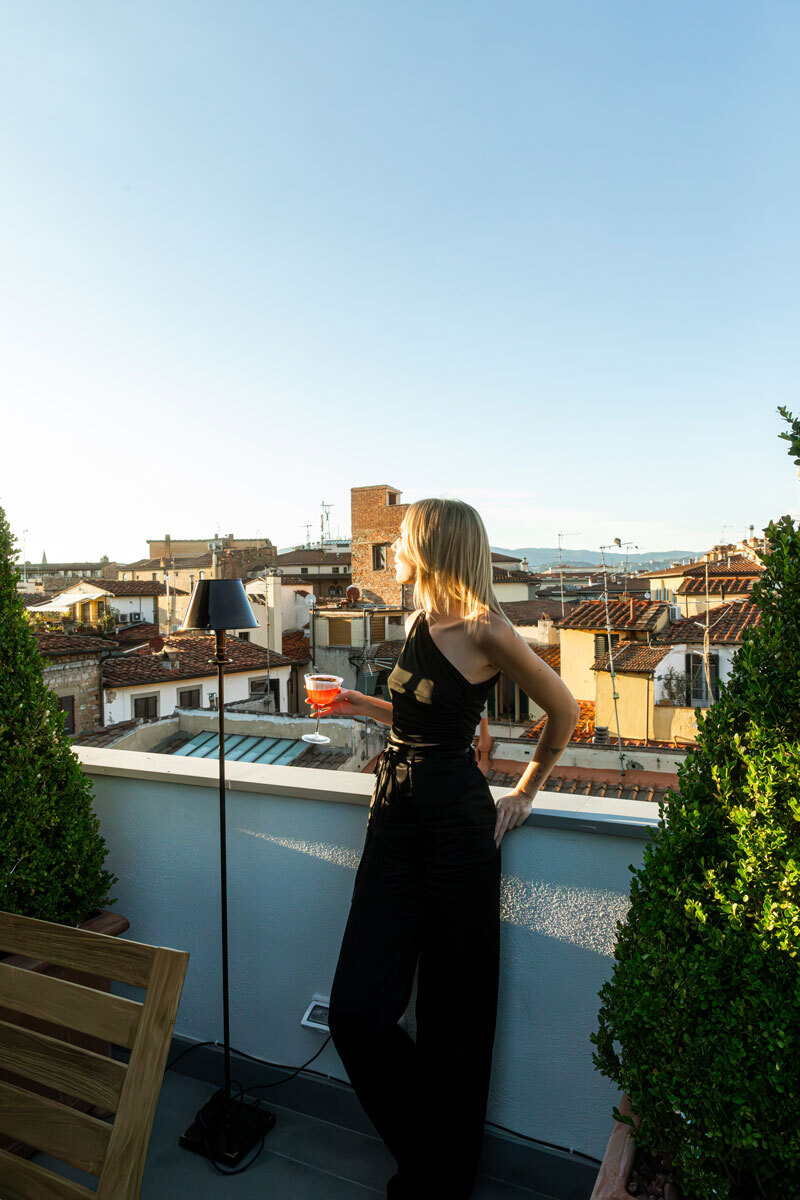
[178,578,276,1166]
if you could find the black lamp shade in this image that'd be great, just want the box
[180,579,258,632]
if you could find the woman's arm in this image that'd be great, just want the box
[477,615,580,844]
[354,694,394,725]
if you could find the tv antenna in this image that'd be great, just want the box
[556,531,579,617]
[321,502,333,547]
[599,537,637,776]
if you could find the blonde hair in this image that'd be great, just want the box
[402,498,514,641]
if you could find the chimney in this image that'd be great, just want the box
[264,571,283,655]
[629,597,635,624]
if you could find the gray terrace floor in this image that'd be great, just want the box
[34,1071,556,1199]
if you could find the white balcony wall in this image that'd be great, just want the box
[77,748,657,1161]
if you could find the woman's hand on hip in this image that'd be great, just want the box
[493,788,534,848]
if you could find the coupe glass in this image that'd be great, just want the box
[302,674,343,744]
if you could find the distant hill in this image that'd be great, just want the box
[491,547,701,570]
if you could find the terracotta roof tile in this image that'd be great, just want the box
[485,767,673,805]
[556,599,669,632]
[35,633,113,658]
[500,599,578,624]
[282,629,311,663]
[81,578,187,597]
[682,557,764,577]
[658,600,762,645]
[101,634,293,688]
[592,641,673,674]
[114,622,160,644]
[677,575,757,596]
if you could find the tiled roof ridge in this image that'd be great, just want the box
[556,598,668,631]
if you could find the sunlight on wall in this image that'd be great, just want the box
[234,829,630,955]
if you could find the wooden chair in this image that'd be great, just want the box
[0,910,189,1199]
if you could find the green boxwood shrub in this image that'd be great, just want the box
[0,506,117,925]
[591,411,800,1200]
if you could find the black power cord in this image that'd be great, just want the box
[167,1036,601,1171]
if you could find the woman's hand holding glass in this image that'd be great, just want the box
[305,688,365,718]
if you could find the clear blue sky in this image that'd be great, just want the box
[2,1,798,564]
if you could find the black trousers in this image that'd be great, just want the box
[329,739,501,1199]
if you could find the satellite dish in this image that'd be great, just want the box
[149,636,165,652]
[303,594,317,610]
[346,586,360,601]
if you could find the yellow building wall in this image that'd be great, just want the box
[559,628,599,702]
[594,671,653,741]
[653,704,701,744]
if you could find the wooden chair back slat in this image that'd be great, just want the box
[0,912,189,1199]
[0,963,140,1049]
[0,1146,95,1200]
[97,947,189,1199]
[0,912,154,989]
[0,1018,127,1112]
[0,1079,111,1176]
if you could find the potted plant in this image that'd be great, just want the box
[657,666,691,708]
[590,408,800,1200]
[0,505,125,1149]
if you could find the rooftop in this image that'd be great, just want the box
[658,600,762,644]
[591,641,673,674]
[499,599,577,624]
[80,577,188,597]
[101,635,297,688]
[556,598,668,632]
[676,575,758,595]
[34,632,112,658]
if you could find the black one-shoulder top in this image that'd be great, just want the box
[387,610,500,748]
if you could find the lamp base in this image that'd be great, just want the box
[179,1087,276,1167]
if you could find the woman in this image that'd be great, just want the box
[323,498,580,1199]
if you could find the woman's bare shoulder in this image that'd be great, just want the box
[404,607,424,635]
[472,609,518,649]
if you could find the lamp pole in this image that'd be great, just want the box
[178,579,275,1168]
[213,628,232,1102]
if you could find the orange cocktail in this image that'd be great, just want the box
[302,674,343,744]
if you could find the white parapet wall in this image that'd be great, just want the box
[76,746,658,1161]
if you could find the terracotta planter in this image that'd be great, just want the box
[0,907,130,1158]
[590,1095,683,1200]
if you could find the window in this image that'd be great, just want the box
[685,653,720,706]
[58,695,75,735]
[80,602,92,622]
[387,491,397,505]
[371,615,386,640]
[328,617,351,645]
[178,688,201,708]
[238,631,250,641]
[372,544,389,571]
[133,694,159,721]
[152,573,158,581]
[122,573,128,581]
[249,677,280,710]
[594,632,620,660]
[301,567,308,574]
[332,567,339,574]
[199,571,205,580]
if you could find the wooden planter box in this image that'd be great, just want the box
[590,1095,683,1200]
[0,907,130,1158]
